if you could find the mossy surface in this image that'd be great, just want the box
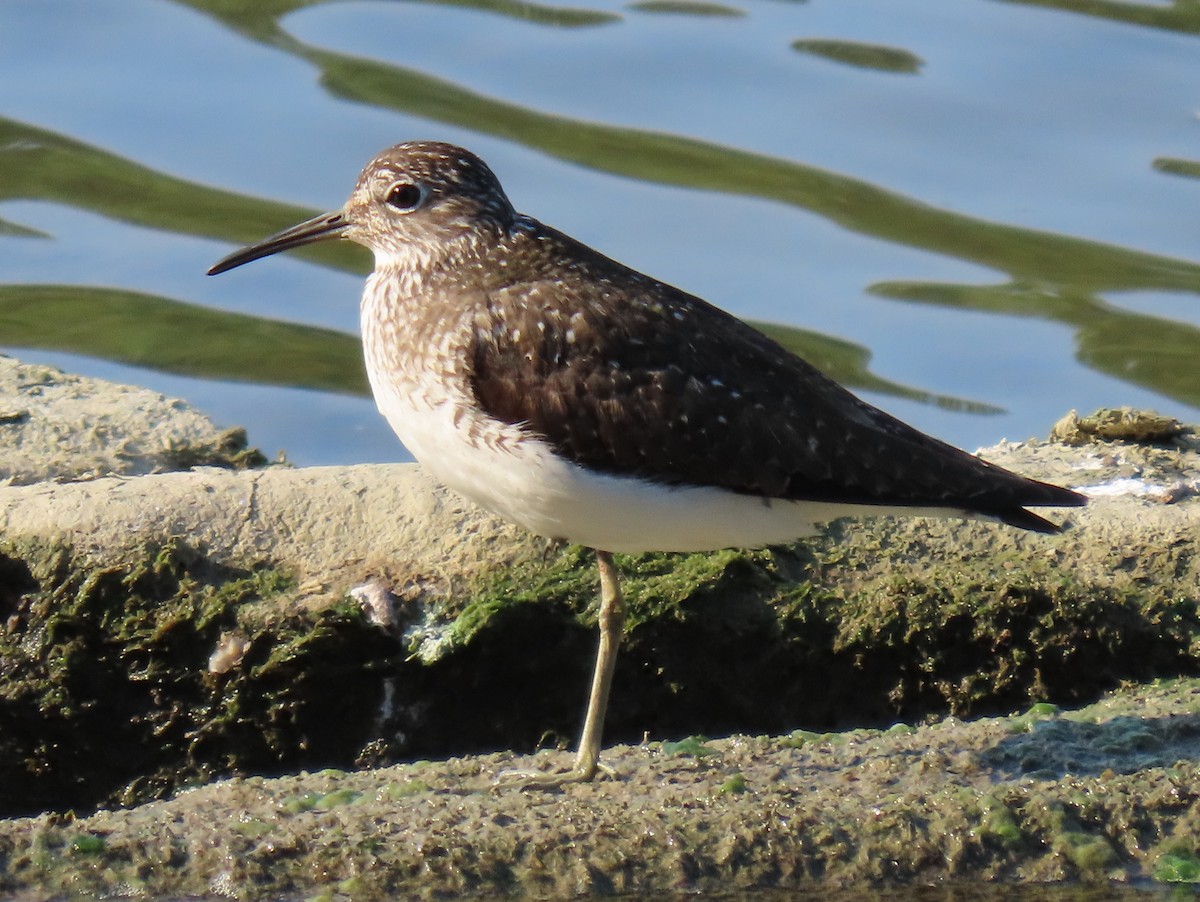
[410,534,1197,754]
[0,537,399,818]
[2,515,1198,819]
[0,681,1196,900]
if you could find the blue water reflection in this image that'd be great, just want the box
[1,0,1198,464]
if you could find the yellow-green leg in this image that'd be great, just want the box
[496,549,625,789]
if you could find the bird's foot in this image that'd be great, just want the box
[492,757,615,791]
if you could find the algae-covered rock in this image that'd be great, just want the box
[0,537,404,817]
[1050,407,1189,446]
[1,442,1196,819]
[0,680,1196,899]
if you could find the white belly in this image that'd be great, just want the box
[358,281,962,553]
[367,370,951,553]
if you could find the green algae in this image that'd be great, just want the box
[979,794,1024,848]
[232,816,273,839]
[782,729,845,748]
[663,736,719,758]
[717,772,748,794]
[1154,849,1200,883]
[377,779,433,800]
[314,788,363,810]
[1,716,1195,898]
[67,833,106,856]
[435,546,772,650]
[1059,829,1119,873]
[815,541,1200,721]
[282,788,362,814]
[0,535,402,817]
[392,526,1200,798]
[1018,800,1120,876]
[2,498,1198,825]
[1009,703,1063,734]
[432,545,596,652]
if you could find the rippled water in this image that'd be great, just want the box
[1,0,1198,465]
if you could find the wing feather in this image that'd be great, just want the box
[467,223,1084,526]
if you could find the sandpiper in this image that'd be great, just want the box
[208,141,1086,786]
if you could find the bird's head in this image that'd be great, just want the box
[207,141,516,276]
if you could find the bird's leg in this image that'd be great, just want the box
[494,549,625,789]
[571,549,625,778]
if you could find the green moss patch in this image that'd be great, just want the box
[0,537,399,817]
[3,514,1197,819]
[363,537,1198,778]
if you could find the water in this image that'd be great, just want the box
[1,0,1198,465]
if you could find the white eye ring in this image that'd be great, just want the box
[385,182,425,211]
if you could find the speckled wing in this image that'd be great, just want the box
[468,226,1083,531]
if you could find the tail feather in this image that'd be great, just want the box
[987,482,1087,534]
[993,507,1069,535]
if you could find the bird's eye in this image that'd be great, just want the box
[386,182,424,211]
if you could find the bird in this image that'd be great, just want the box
[208,141,1086,787]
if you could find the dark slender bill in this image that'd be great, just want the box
[207,210,348,276]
